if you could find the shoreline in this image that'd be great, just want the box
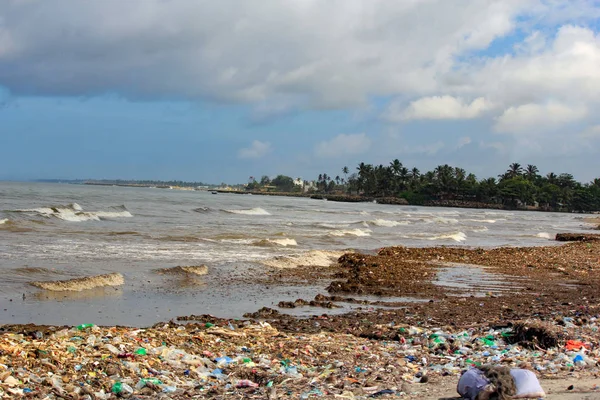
[218,190,598,215]
[3,236,600,398]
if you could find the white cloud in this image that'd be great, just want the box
[387,96,492,121]
[457,136,472,148]
[238,140,272,159]
[0,0,588,109]
[314,133,371,158]
[494,101,587,134]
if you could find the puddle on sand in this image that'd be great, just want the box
[277,294,428,318]
[432,262,527,296]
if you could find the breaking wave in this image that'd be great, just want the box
[317,223,350,229]
[367,219,409,227]
[253,238,298,247]
[156,265,208,276]
[427,231,467,242]
[261,250,347,269]
[30,272,124,292]
[193,207,214,213]
[469,219,497,223]
[223,207,270,216]
[15,203,132,222]
[432,217,459,224]
[328,228,372,237]
[536,232,552,239]
[0,218,8,225]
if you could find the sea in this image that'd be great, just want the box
[0,181,593,327]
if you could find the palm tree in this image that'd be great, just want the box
[525,164,539,181]
[342,166,349,181]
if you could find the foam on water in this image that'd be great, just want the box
[30,272,124,292]
[262,238,298,247]
[432,217,459,224]
[471,226,489,232]
[469,219,497,223]
[261,250,346,269]
[536,232,552,239]
[368,219,409,227]
[16,203,132,222]
[0,218,8,225]
[224,207,270,216]
[156,265,208,276]
[328,228,372,237]
[427,231,468,242]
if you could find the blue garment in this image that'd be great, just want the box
[457,368,491,400]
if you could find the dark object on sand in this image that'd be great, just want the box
[555,233,600,242]
[505,321,564,350]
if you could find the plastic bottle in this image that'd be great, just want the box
[77,323,95,331]
[111,382,134,395]
[105,344,120,354]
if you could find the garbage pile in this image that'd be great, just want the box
[1,317,599,399]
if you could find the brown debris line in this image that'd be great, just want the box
[375,241,600,280]
[326,253,442,296]
[277,298,341,309]
[556,233,600,242]
[505,321,567,350]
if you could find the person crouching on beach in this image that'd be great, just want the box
[457,365,545,399]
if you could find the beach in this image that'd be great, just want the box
[3,237,600,398]
[2,182,600,398]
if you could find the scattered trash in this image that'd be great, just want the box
[1,316,599,398]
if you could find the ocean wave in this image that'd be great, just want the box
[468,219,497,223]
[261,250,346,269]
[223,207,270,216]
[155,265,208,276]
[158,235,202,242]
[316,223,351,229]
[253,238,298,247]
[471,226,489,232]
[30,272,124,292]
[328,228,372,237]
[15,203,132,222]
[0,218,8,225]
[427,231,467,242]
[368,219,409,227]
[192,207,214,213]
[433,217,459,224]
[536,232,552,239]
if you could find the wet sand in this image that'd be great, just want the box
[3,237,600,398]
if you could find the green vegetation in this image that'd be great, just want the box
[332,160,600,211]
[246,162,600,212]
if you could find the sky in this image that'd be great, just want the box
[1,0,600,184]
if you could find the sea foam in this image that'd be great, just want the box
[156,265,209,276]
[428,231,467,242]
[224,207,270,216]
[30,272,124,291]
[256,238,298,247]
[368,219,409,227]
[328,228,372,237]
[261,250,346,269]
[17,203,132,222]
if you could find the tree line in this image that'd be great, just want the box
[310,161,599,212]
[242,162,598,212]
